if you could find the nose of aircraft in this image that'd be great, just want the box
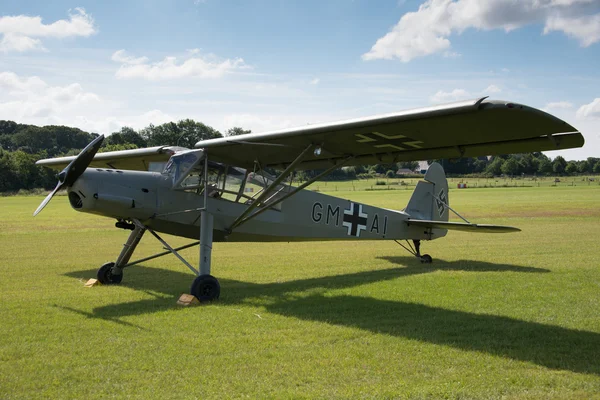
[68,168,161,220]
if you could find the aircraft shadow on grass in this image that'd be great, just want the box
[64,258,600,375]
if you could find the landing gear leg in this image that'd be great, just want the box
[394,239,433,264]
[190,210,220,301]
[413,240,433,264]
[97,223,146,284]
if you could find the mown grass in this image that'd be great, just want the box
[1,185,599,399]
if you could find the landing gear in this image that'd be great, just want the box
[394,239,434,264]
[190,274,220,301]
[420,254,433,264]
[97,262,123,284]
[97,213,219,302]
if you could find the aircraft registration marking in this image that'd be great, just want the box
[311,202,388,237]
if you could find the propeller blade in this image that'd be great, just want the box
[33,181,63,216]
[61,135,105,187]
[33,134,104,216]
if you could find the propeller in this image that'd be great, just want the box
[33,135,105,216]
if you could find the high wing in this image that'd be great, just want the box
[194,98,584,169]
[406,219,520,233]
[36,146,186,171]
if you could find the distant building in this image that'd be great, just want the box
[396,168,416,176]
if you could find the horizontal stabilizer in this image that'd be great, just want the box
[406,219,520,233]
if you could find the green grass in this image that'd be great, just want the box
[1,185,600,399]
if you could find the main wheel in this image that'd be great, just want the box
[190,274,220,302]
[420,254,433,264]
[97,262,123,284]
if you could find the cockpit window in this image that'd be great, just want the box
[163,150,203,186]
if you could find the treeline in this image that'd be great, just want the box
[298,153,600,181]
[0,119,247,192]
[0,119,597,192]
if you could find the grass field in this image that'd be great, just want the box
[1,184,600,399]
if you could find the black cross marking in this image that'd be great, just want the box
[343,203,368,237]
[355,132,424,151]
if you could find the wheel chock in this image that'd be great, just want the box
[84,278,100,287]
[177,294,200,306]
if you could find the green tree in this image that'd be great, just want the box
[538,159,553,175]
[226,127,251,136]
[141,119,222,148]
[565,162,578,175]
[501,158,519,176]
[0,148,18,191]
[106,127,147,147]
[578,161,590,174]
[484,157,504,176]
[552,156,567,175]
[594,162,600,174]
[396,161,419,172]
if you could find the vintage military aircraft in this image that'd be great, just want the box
[34,97,584,301]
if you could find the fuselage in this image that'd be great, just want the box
[68,167,445,242]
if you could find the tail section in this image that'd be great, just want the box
[405,162,449,222]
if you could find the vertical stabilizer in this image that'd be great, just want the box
[405,162,449,222]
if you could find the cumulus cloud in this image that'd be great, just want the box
[0,8,96,53]
[363,0,600,62]
[430,88,470,103]
[484,84,502,94]
[0,71,99,121]
[545,101,574,110]
[112,49,249,80]
[576,98,600,119]
[430,84,502,103]
[111,49,149,65]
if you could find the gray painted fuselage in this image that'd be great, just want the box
[69,168,446,243]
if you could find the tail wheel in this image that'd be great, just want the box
[420,254,433,264]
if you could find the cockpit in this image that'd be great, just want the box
[162,149,289,208]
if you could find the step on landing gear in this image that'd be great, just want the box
[394,239,433,264]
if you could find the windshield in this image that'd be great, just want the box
[163,150,203,186]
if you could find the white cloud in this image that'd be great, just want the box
[484,84,502,94]
[112,50,249,80]
[430,84,502,103]
[220,113,295,133]
[545,101,574,110]
[0,71,99,121]
[430,88,470,103]
[72,110,175,134]
[544,13,600,47]
[576,98,600,119]
[111,49,149,65]
[309,78,320,85]
[0,8,96,53]
[443,50,461,58]
[363,0,600,62]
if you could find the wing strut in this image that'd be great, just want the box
[227,143,316,231]
[234,155,354,228]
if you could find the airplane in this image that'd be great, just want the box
[34,97,584,302]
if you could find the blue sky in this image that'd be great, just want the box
[0,0,598,159]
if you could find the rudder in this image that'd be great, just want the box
[405,162,449,222]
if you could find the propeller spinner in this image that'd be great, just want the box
[33,135,105,216]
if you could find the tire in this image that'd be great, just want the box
[97,262,123,284]
[190,274,220,302]
[420,254,433,264]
